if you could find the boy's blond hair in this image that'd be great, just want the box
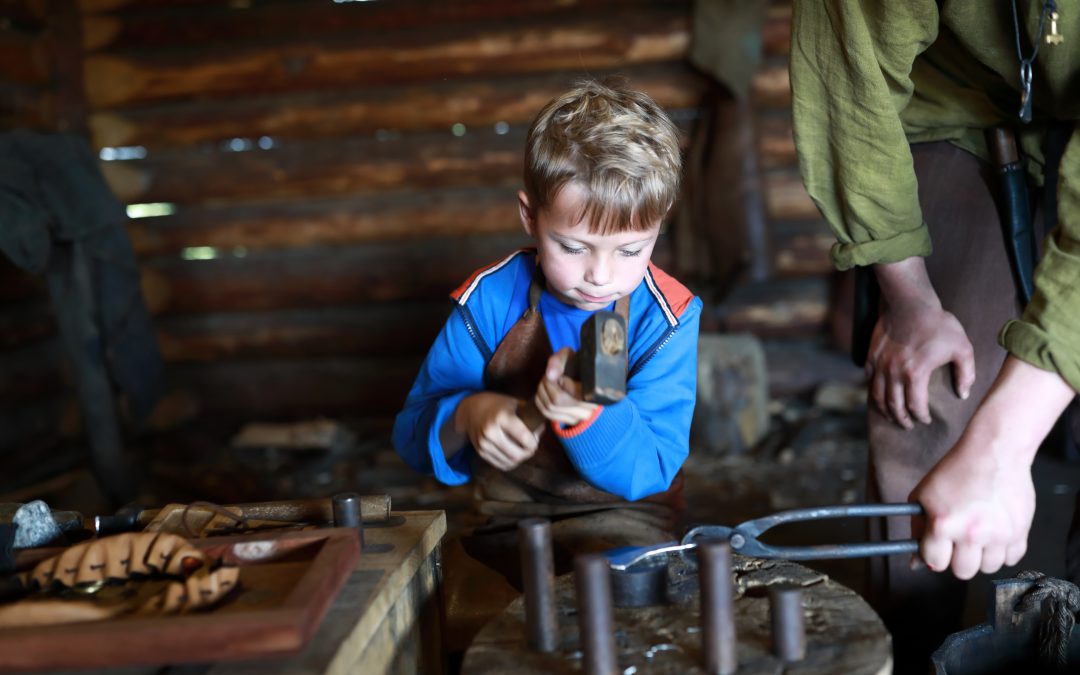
[523,79,682,234]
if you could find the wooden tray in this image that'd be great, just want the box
[0,527,361,672]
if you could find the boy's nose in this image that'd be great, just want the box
[585,255,613,286]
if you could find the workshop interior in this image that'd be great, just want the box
[2,1,1080,674]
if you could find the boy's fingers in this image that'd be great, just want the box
[546,348,574,381]
[506,418,539,451]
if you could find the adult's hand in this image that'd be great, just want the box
[869,257,975,429]
[910,357,1074,578]
[911,439,1035,579]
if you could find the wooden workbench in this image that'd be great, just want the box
[9,510,447,675]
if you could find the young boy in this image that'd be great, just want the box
[393,80,701,578]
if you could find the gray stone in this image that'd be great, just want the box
[12,500,63,549]
[691,332,770,455]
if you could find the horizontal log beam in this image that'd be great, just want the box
[89,63,707,150]
[83,0,686,51]
[103,128,527,205]
[155,304,451,364]
[168,357,423,419]
[84,10,690,109]
[757,112,796,171]
[762,4,792,57]
[763,169,820,221]
[139,232,532,315]
[101,108,696,206]
[127,187,521,258]
[717,277,828,339]
[0,30,51,86]
[770,220,835,277]
[0,0,46,27]
[0,82,54,130]
[750,61,790,109]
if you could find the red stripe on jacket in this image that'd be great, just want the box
[648,262,695,319]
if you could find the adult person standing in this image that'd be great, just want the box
[790,2,1079,671]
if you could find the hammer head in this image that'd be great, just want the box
[578,310,628,405]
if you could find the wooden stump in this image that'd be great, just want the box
[463,556,891,674]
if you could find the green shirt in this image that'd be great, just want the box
[791,0,1080,392]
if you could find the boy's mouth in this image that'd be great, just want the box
[577,290,613,304]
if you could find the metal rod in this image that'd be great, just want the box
[698,540,737,674]
[331,492,365,549]
[769,585,806,662]
[575,553,617,675]
[519,518,559,652]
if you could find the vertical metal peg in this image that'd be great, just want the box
[575,553,617,675]
[519,518,559,652]
[331,492,366,549]
[769,584,806,662]
[698,540,737,674]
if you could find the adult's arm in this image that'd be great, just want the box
[1000,130,1080,392]
[791,0,939,269]
[792,1,978,427]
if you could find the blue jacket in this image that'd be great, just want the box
[392,249,702,501]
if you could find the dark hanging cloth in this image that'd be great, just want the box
[0,130,164,501]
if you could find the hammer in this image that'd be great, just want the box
[519,309,628,431]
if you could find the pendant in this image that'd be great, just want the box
[1019,61,1034,123]
[1047,11,1064,45]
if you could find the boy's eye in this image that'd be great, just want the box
[619,249,643,258]
[559,243,586,255]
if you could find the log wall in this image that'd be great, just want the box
[0,0,837,461]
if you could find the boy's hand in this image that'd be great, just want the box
[535,347,600,427]
[454,392,540,471]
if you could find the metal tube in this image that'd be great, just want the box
[575,553,617,675]
[769,585,806,662]
[331,492,366,549]
[519,518,559,652]
[698,540,737,674]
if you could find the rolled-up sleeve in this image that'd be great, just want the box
[790,0,939,269]
[1000,130,1080,393]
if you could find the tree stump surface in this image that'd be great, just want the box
[463,556,891,674]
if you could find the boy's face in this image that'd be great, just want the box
[518,183,660,311]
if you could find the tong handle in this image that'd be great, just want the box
[738,503,924,537]
[681,503,924,561]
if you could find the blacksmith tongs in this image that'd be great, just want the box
[607,503,923,571]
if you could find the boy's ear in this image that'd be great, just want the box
[517,190,537,237]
